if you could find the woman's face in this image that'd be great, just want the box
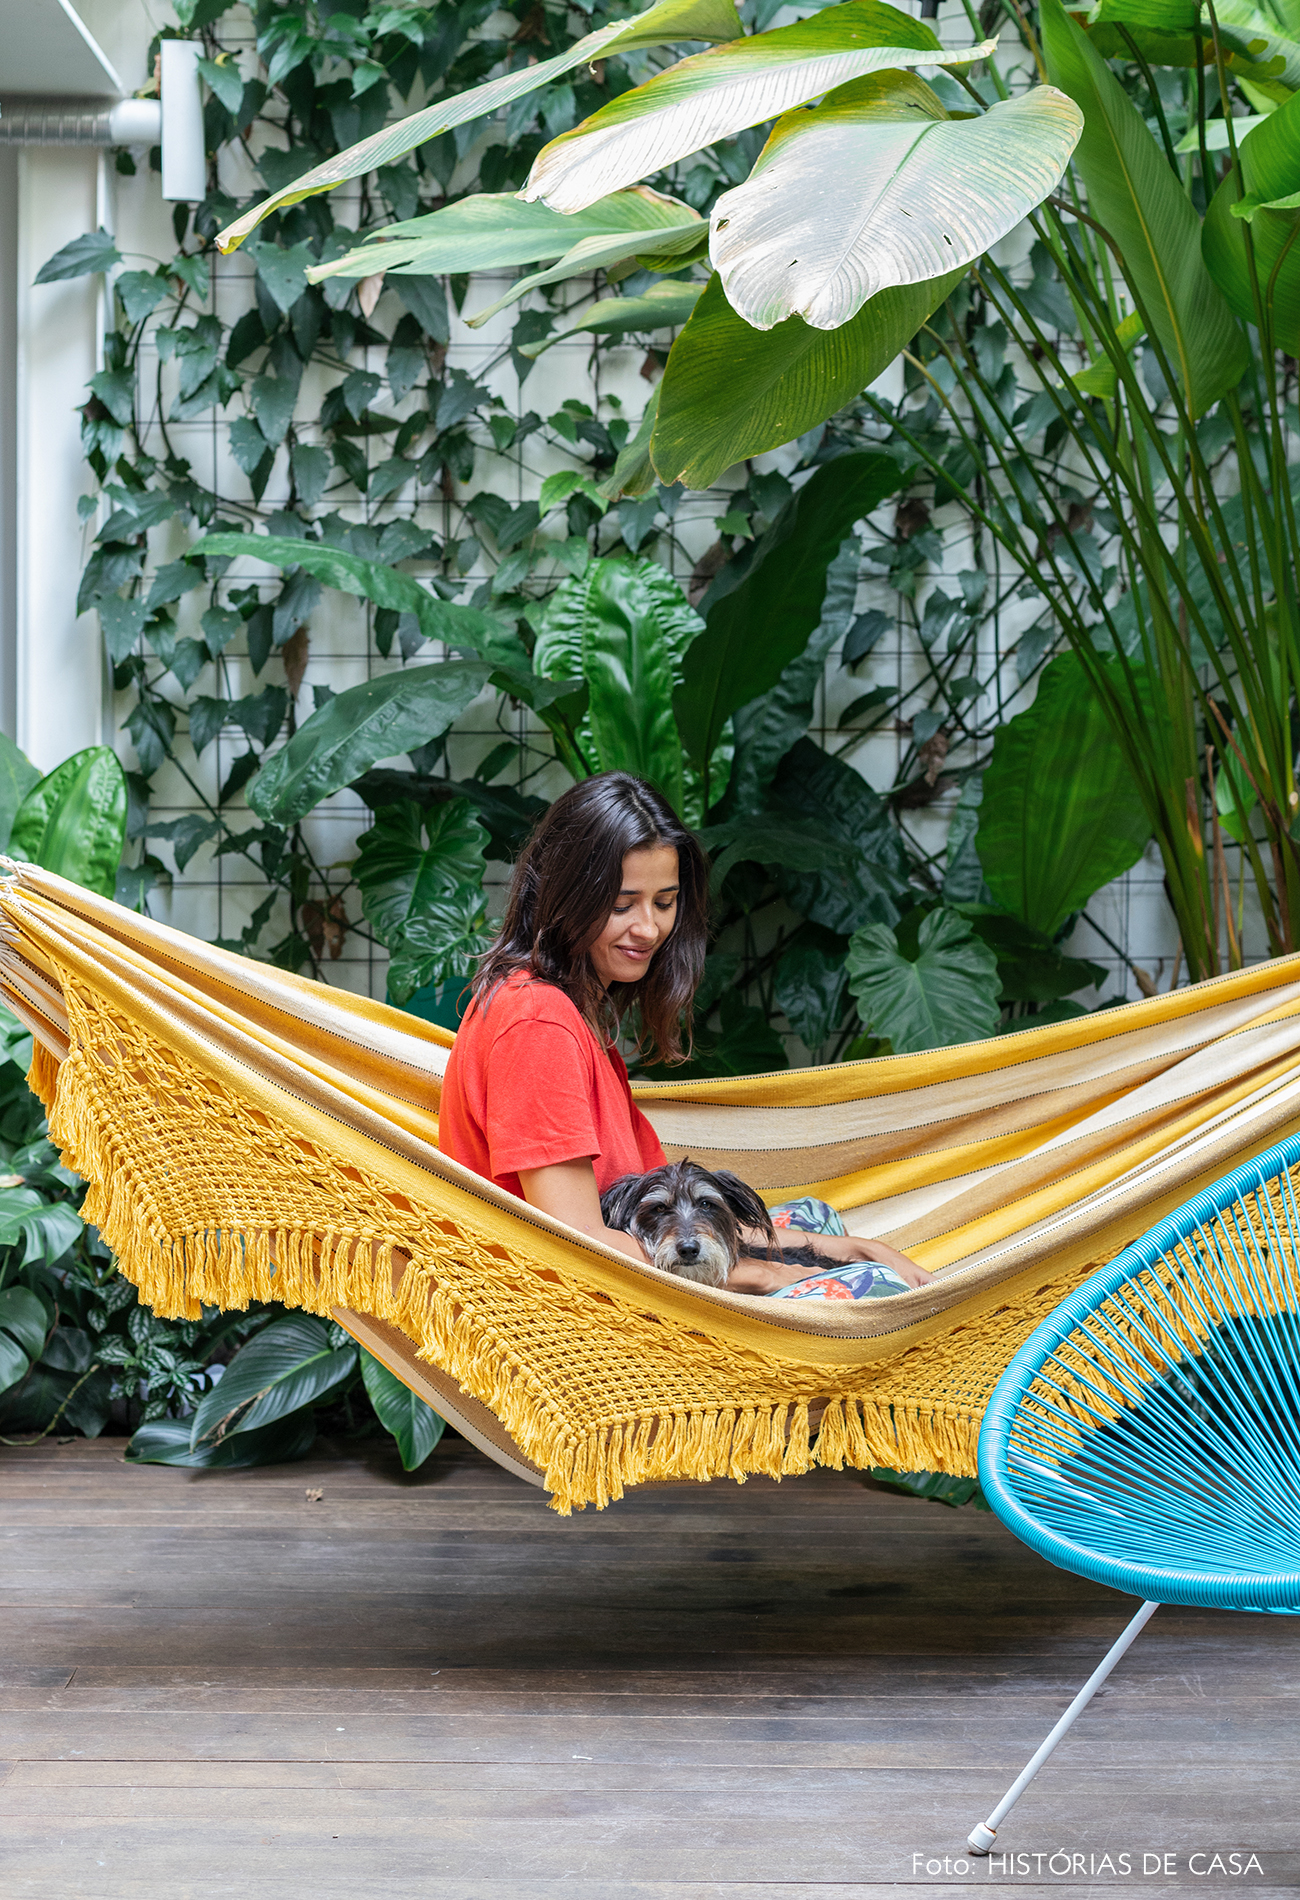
[590,844,680,989]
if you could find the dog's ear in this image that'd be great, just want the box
[712,1170,778,1247]
[599,1173,643,1230]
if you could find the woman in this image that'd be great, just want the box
[439,772,931,1297]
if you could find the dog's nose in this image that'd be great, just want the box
[677,1238,700,1261]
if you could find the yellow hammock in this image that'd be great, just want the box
[5,860,1300,1514]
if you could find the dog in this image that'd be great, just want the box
[600,1158,823,1289]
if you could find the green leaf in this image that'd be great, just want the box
[525,2,995,213]
[188,1314,356,1447]
[34,228,121,283]
[1203,92,1300,340]
[975,652,1153,937]
[0,1286,49,1361]
[216,0,745,252]
[520,281,703,356]
[723,532,861,812]
[194,533,504,651]
[965,912,1106,1002]
[246,660,494,824]
[97,594,150,665]
[247,240,316,315]
[713,73,1080,331]
[9,747,128,898]
[468,223,703,328]
[1040,0,1249,417]
[705,812,857,888]
[534,556,704,811]
[846,907,1002,1053]
[641,987,789,1079]
[774,932,849,1050]
[360,1349,446,1470]
[772,738,913,934]
[0,734,40,853]
[354,798,489,951]
[198,52,245,114]
[116,269,170,325]
[313,184,698,283]
[652,269,960,488]
[0,1329,29,1393]
[385,890,496,1001]
[127,1412,317,1468]
[675,452,905,778]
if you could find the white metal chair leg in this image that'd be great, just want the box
[967,1600,1159,1854]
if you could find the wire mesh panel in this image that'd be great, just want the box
[980,1135,1300,1613]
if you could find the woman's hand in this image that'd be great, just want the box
[802,1232,933,1287]
[733,1225,932,1291]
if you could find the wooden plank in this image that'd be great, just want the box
[1,1436,1294,1896]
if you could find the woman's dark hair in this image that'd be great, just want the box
[473,773,709,1064]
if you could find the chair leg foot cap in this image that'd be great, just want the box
[968,1824,997,1855]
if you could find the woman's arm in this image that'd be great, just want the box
[736,1226,933,1290]
[517,1159,651,1265]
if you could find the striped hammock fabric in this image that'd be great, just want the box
[4,860,1300,1513]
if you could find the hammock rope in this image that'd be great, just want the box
[5,860,1300,1512]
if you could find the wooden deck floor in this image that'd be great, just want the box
[0,1434,1296,1899]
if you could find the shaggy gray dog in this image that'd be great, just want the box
[600,1158,822,1288]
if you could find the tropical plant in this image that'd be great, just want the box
[876,0,1300,981]
[221,0,1086,487]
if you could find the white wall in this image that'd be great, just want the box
[13,145,109,769]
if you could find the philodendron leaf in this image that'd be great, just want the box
[524,1,996,213]
[846,907,1002,1053]
[1041,0,1249,418]
[651,268,962,488]
[975,652,1153,937]
[354,798,489,953]
[1204,92,1300,344]
[712,74,1080,331]
[216,0,744,252]
[360,1349,446,1471]
[534,556,704,812]
[0,734,40,853]
[9,747,127,898]
[189,1314,356,1447]
[0,1285,48,1362]
[247,660,495,824]
[674,452,906,781]
[518,282,704,356]
[386,892,495,1002]
[193,533,504,651]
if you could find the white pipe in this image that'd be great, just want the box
[967,1601,1160,1855]
[160,41,205,203]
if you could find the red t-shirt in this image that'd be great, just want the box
[438,973,666,1199]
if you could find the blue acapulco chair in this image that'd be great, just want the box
[967,1129,1300,1855]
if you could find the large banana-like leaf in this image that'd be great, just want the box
[1041,0,1249,418]
[533,556,703,812]
[674,451,906,780]
[650,267,961,488]
[308,186,698,284]
[215,0,744,253]
[523,0,997,214]
[9,747,127,898]
[521,281,704,355]
[711,73,1080,331]
[975,652,1153,937]
[1203,91,1300,344]
[1088,0,1300,78]
[467,220,704,327]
